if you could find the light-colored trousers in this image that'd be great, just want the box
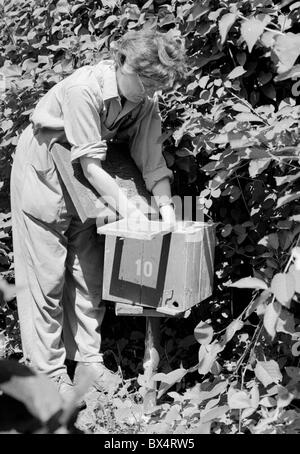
[10,124,106,377]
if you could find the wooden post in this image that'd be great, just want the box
[143,317,161,414]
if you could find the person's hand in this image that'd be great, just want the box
[159,203,177,229]
[127,208,152,232]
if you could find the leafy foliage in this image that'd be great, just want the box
[1,0,300,434]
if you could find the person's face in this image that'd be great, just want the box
[116,62,160,103]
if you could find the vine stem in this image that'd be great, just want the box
[227,89,269,125]
[234,320,263,376]
[234,234,300,378]
[234,171,251,217]
[266,150,300,172]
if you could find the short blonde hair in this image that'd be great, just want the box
[110,29,187,89]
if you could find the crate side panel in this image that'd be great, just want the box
[103,236,141,305]
[184,237,201,310]
[199,226,215,302]
[156,232,187,313]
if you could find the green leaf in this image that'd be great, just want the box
[257,72,273,86]
[211,170,231,189]
[262,84,276,101]
[1,120,13,133]
[276,308,295,335]
[258,233,279,250]
[279,230,294,251]
[163,150,175,167]
[228,131,253,148]
[204,396,220,411]
[198,342,224,375]
[228,388,252,409]
[241,407,256,420]
[241,18,265,53]
[275,172,300,186]
[254,360,283,387]
[219,13,237,45]
[263,301,281,339]
[103,15,118,28]
[167,391,184,402]
[248,159,271,178]
[0,360,62,423]
[236,113,263,122]
[227,66,247,79]
[270,273,295,307]
[22,58,38,72]
[222,319,244,344]
[285,367,300,384]
[200,405,229,423]
[245,290,271,318]
[186,422,212,434]
[272,33,300,73]
[187,3,210,22]
[221,224,232,238]
[237,147,270,159]
[227,277,268,290]
[0,279,16,302]
[154,368,187,400]
[194,321,214,345]
[102,0,119,7]
[277,192,300,209]
[276,385,294,408]
[164,406,181,424]
[259,396,277,407]
[274,64,300,82]
[260,31,276,48]
[232,103,251,113]
[0,64,22,78]
[200,381,228,403]
[159,13,176,27]
[199,75,209,88]
[288,266,300,293]
[153,368,187,385]
[290,215,300,222]
[175,148,194,158]
[250,383,260,410]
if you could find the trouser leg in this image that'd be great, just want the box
[11,123,106,373]
[62,216,106,363]
[11,179,69,376]
[10,124,70,377]
[11,175,34,365]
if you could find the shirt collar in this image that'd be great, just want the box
[94,59,120,102]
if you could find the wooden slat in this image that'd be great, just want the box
[115,302,172,317]
[97,219,174,240]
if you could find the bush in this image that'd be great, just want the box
[1,0,300,433]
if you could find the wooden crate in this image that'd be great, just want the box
[99,220,215,316]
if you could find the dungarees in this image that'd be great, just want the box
[10,60,173,377]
